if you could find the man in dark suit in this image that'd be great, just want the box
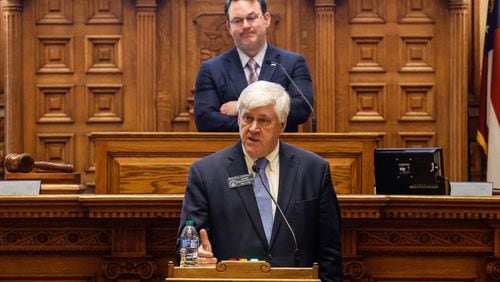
[178,81,342,282]
[194,0,313,132]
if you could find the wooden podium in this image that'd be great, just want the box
[166,260,320,281]
[92,132,379,195]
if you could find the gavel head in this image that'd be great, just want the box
[4,153,35,173]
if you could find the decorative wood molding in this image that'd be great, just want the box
[487,260,500,280]
[135,0,157,131]
[314,0,336,131]
[0,194,500,281]
[2,0,23,154]
[447,0,469,181]
[102,257,158,280]
[0,228,112,252]
[343,259,366,280]
[0,195,499,280]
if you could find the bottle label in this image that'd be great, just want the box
[181,239,199,249]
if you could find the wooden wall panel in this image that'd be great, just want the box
[334,0,468,182]
[1,0,472,187]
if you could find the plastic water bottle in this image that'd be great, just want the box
[179,220,199,267]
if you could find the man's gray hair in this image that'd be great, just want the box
[237,81,290,123]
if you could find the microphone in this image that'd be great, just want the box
[252,163,300,267]
[265,60,316,132]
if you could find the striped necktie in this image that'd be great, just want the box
[247,58,258,84]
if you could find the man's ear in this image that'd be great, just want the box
[263,12,271,28]
[280,120,287,132]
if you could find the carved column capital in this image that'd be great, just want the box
[448,0,469,10]
[314,0,336,9]
[102,257,158,280]
[135,0,157,9]
[1,0,23,10]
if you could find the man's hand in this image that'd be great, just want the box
[198,229,218,264]
[220,101,238,116]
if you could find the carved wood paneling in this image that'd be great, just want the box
[398,0,435,23]
[398,131,436,147]
[349,0,386,23]
[85,84,123,123]
[36,36,73,73]
[85,36,123,73]
[85,0,123,24]
[399,83,435,121]
[1,0,475,188]
[36,133,74,165]
[36,84,75,123]
[349,83,386,122]
[399,36,435,72]
[35,0,73,25]
[0,195,499,281]
[350,36,385,73]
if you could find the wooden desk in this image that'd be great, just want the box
[1,194,500,281]
[91,132,379,195]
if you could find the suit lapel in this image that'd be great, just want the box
[227,142,270,249]
[224,48,248,97]
[270,142,297,247]
[259,44,280,82]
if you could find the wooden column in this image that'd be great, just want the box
[448,0,469,181]
[314,0,336,132]
[2,0,23,154]
[135,0,157,131]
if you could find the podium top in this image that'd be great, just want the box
[166,260,320,281]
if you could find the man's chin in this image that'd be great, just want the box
[243,143,261,157]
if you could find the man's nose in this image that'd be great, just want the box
[242,18,252,27]
[249,121,260,131]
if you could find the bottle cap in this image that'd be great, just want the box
[185,220,194,225]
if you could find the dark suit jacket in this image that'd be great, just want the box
[179,141,343,282]
[194,44,314,132]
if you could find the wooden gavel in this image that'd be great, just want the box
[4,153,74,173]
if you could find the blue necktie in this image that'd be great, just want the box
[254,158,273,243]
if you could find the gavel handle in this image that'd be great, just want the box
[34,161,74,173]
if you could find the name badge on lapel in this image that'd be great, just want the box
[228,174,254,188]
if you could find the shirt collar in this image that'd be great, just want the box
[237,42,268,69]
[242,140,280,174]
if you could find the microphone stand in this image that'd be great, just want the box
[253,164,300,267]
[266,60,316,133]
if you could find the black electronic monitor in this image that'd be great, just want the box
[374,147,446,195]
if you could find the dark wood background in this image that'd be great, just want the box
[0,0,485,186]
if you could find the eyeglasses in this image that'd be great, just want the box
[228,14,262,27]
[240,114,273,128]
